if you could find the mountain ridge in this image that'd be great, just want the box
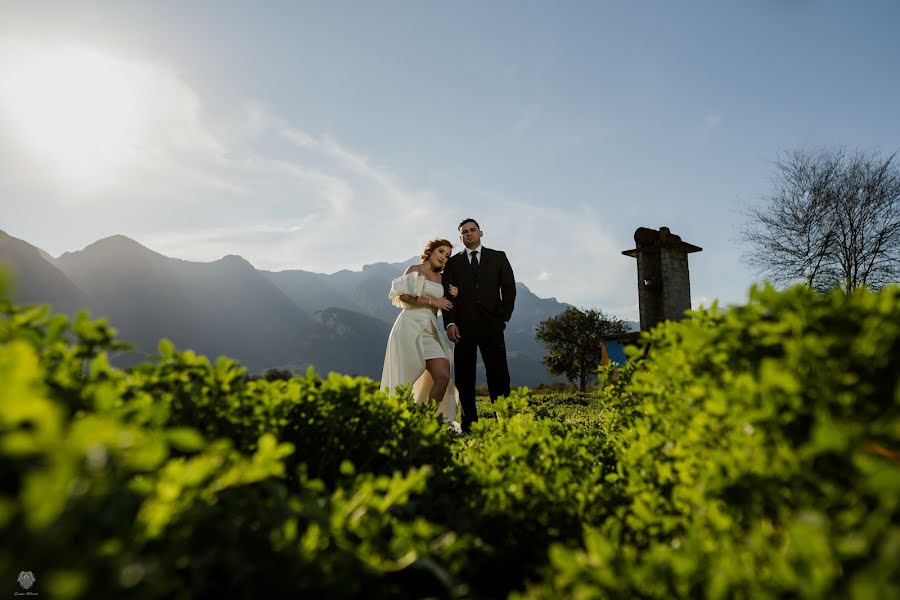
[0,229,90,314]
[1,231,631,385]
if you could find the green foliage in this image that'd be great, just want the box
[0,297,465,598]
[127,345,455,489]
[414,392,622,597]
[522,284,900,599]
[535,307,629,391]
[2,279,898,598]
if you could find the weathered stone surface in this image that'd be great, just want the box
[623,226,702,331]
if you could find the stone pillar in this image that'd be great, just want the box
[622,226,702,331]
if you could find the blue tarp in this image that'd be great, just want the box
[604,340,627,365]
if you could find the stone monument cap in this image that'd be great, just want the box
[622,226,702,257]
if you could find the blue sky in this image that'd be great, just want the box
[1,1,898,319]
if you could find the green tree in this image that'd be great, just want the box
[535,307,629,392]
[263,367,294,381]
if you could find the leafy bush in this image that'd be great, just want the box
[127,345,455,489]
[432,392,620,597]
[522,284,900,599]
[2,279,898,599]
[0,297,466,598]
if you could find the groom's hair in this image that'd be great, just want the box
[458,218,480,230]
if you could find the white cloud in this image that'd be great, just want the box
[0,40,641,318]
[0,38,230,203]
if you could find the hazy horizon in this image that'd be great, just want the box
[3,1,899,321]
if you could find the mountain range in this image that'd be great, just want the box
[0,229,617,386]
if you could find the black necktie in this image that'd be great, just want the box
[470,250,479,277]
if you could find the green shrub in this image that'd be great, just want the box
[431,392,620,597]
[3,279,898,599]
[127,346,455,489]
[522,284,900,599]
[0,298,467,598]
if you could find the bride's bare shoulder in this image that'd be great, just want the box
[404,264,422,275]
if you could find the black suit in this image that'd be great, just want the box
[442,247,516,432]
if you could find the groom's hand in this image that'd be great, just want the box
[447,324,461,343]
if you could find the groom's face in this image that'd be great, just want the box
[459,221,483,249]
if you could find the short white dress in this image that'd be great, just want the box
[380,272,460,424]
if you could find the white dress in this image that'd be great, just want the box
[380,272,460,425]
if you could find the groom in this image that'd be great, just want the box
[442,218,516,433]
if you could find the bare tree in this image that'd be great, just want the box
[742,148,900,292]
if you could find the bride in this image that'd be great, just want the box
[380,238,461,427]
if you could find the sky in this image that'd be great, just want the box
[1,0,899,320]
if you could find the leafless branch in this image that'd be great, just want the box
[740,148,900,292]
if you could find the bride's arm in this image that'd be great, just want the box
[397,265,433,306]
[400,295,435,306]
[399,293,434,306]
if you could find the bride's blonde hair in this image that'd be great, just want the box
[420,238,453,261]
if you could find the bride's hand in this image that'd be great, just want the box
[448,285,459,298]
[434,298,453,310]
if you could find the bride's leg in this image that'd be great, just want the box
[424,358,451,402]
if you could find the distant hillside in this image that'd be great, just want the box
[53,236,328,370]
[1,231,631,385]
[0,230,89,314]
[263,256,577,386]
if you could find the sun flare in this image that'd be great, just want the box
[0,45,146,180]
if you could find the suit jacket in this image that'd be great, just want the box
[442,247,516,335]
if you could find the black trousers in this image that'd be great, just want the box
[453,328,511,432]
